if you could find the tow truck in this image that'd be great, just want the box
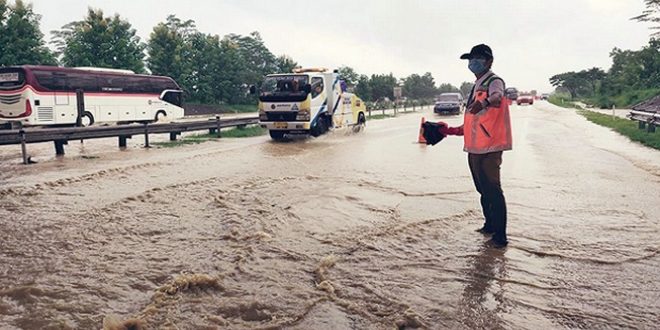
[252,68,367,140]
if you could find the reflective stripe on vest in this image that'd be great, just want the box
[463,74,513,154]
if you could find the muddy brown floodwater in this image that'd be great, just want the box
[0,102,659,329]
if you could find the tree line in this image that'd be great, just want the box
[549,39,660,108]
[550,1,660,108]
[0,0,470,105]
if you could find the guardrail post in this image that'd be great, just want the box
[118,135,131,148]
[216,115,222,138]
[54,140,66,156]
[639,121,646,130]
[143,123,150,148]
[648,123,656,133]
[76,89,84,127]
[169,132,179,141]
[368,108,372,118]
[19,129,28,165]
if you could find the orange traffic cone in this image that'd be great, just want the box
[418,117,427,144]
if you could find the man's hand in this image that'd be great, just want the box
[468,100,484,114]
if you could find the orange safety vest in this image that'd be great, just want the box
[463,74,513,154]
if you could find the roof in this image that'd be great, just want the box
[3,65,174,81]
[632,94,660,113]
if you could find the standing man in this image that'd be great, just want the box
[440,44,513,247]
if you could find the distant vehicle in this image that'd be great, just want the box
[517,93,534,105]
[434,92,464,115]
[254,67,366,140]
[505,87,518,100]
[0,65,184,127]
[541,93,550,100]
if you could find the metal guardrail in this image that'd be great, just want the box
[367,104,430,117]
[628,110,659,133]
[1,116,258,164]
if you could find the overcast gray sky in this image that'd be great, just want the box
[29,0,652,92]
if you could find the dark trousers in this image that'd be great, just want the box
[468,151,508,242]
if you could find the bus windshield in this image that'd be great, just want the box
[0,68,26,91]
[259,75,309,102]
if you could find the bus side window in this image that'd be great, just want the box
[125,76,151,94]
[34,71,67,91]
[151,79,178,95]
[67,73,99,92]
[99,76,125,92]
[311,77,323,98]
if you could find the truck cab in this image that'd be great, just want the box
[257,68,366,140]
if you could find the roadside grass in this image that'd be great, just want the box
[222,125,267,138]
[368,114,396,120]
[585,88,660,109]
[578,110,660,150]
[547,97,660,150]
[226,104,257,113]
[549,89,660,109]
[185,103,257,114]
[367,107,425,120]
[548,95,583,109]
[153,125,267,148]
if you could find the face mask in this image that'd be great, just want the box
[468,59,488,75]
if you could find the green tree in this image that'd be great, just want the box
[52,8,146,73]
[438,83,460,94]
[147,15,196,79]
[224,31,278,84]
[146,15,198,100]
[549,68,606,99]
[0,0,56,66]
[403,72,437,99]
[186,33,224,103]
[275,54,298,73]
[369,73,398,101]
[355,74,372,101]
[338,65,359,88]
[632,0,660,36]
[460,81,474,98]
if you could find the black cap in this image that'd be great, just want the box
[460,44,493,60]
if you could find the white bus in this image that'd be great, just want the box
[0,65,184,127]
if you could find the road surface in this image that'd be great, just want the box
[0,101,658,329]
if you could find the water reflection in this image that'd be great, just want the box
[458,244,507,329]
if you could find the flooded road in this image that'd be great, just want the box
[1,102,659,329]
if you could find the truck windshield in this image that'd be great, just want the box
[0,68,26,91]
[259,75,309,102]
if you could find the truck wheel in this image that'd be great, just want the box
[353,113,366,132]
[269,130,286,141]
[311,116,327,137]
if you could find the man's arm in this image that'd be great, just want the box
[438,123,463,136]
[486,79,504,107]
[467,78,505,113]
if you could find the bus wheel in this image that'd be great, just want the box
[80,112,94,127]
[269,130,286,141]
[155,110,167,122]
